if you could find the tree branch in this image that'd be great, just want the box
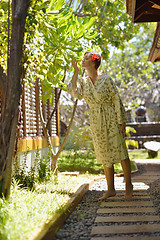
[54,99,78,160]
[46,67,66,129]
[98,0,108,30]
[68,0,73,7]
[77,0,88,14]
[74,12,97,17]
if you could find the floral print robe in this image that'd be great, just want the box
[67,73,129,167]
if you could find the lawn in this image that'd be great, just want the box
[128,149,160,159]
[1,149,159,240]
[0,173,101,240]
[57,149,138,174]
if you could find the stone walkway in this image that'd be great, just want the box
[90,159,160,240]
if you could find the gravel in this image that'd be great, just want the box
[149,177,160,215]
[54,164,160,240]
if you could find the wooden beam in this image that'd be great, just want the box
[126,0,136,22]
[35,79,40,136]
[22,83,26,137]
[150,0,160,7]
[55,88,60,137]
[47,99,51,135]
[127,0,160,22]
[135,1,153,21]
[135,0,152,11]
[148,22,160,62]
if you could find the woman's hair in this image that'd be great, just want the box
[84,51,101,70]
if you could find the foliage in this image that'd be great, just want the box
[0,173,101,240]
[104,25,160,111]
[62,125,93,150]
[0,0,8,69]
[58,150,137,174]
[70,0,142,59]
[13,149,52,190]
[58,150,103,173]
[125,126,139,149]
[23,0,97,103]
[129,149,160,160]
[0,0,148,101]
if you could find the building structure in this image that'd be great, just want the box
[126,0,160,63]
[0,80,60,170]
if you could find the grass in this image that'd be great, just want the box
[0,173,101,240]
[128,149,160,160]
[57,150,137,174]
[1,149,159,240]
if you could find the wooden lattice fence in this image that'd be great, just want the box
[18,80,59,138]
[0,79,59,154]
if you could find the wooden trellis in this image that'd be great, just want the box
[18,79,59,138]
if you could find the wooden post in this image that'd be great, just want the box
[35,79,40,136]
[47,99,51,136]
[55,88,60,137]
[22,83,26,137]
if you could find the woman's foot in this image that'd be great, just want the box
[98,190,116,201]
[125,184,133,199]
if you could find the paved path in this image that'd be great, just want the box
[90,159,160,240]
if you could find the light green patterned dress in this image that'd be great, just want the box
[67,73,129,168]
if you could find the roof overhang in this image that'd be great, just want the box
[126,0,160,23]
[148,22,160,62]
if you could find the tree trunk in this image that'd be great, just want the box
[0,0,30,198]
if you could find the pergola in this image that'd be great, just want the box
[126,0,160,62]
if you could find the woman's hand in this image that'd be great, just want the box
[72,58,79,72]
[120,122,126,137]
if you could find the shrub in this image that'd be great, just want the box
[13,148,52,190]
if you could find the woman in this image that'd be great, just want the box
[67,51,133,200]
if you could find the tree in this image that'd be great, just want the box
[104,25,160,120]
[0,0,155,197]
[0,0,30,198]
[22,0,96,172]
[69,0,141,58]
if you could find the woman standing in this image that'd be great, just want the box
[67,51,133,200]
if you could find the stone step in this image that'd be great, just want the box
[100,201,153,207]
[95,215,160,223]
[91,223,160,235]
[90,236,160,240]
[97,207,155,214]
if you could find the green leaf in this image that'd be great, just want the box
[48,0,57,11]
[76,29,85,39]
[83,17,95,30]
[85,32,98,40]
[44,21,56,30]
[65,46,83,52]
[54,0,65,10]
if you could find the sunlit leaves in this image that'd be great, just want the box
[104,35,160,110]
[25,1,97,103]
[0,0,9,69]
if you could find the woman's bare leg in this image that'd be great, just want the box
[121,158,133,199]
[98,165,116,200]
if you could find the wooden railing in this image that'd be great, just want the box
[126,122,160,148]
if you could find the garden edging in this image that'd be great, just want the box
[31,162,138,240]
[32,176,105,240]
